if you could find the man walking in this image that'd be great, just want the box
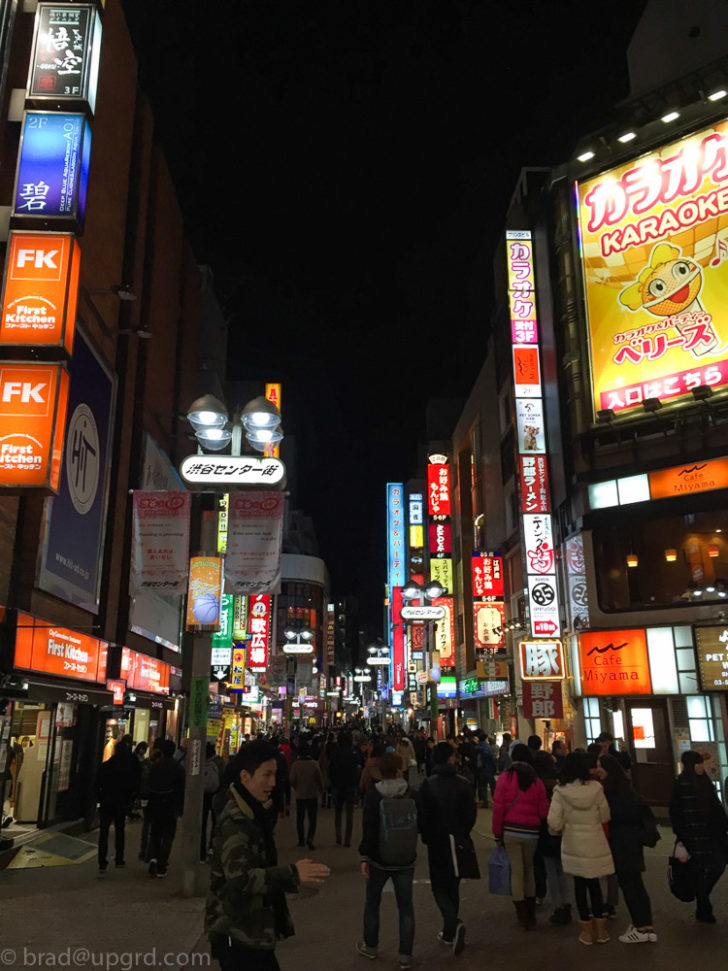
[357,752,419,969]
[96,739,141,872]
[207,740,331,970]
[290,740,324,850]
[329,731,360,847]
[146,739,185,878]
[419,741,477,955]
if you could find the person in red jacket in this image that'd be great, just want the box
[492,743,549,929]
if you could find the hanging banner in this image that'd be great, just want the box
[185,555,223,631]
[434,596,456,667]
[225,491,284,595]
[130,491,190,594]
[0,361,69,492]
[28,4,102,113]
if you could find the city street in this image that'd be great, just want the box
[1,806,726,970]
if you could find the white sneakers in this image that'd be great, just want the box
[618,925,658,944]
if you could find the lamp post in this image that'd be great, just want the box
[367,640,390,728]
[401,577,444,739]
[177,392,283,897]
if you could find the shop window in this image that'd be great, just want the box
[687,695,715,743]
[676,648,696,671]
[646,628,679,694]
[674,626,693,648]
[631,708,656,748]
[593,508,728,611]
[584,697,601,744]
[679,672,700,694]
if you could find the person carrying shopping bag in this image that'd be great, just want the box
[492,743,549,929]
[547,751,614,946]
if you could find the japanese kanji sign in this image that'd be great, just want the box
[434,596,456,667]
[471,554,504,599]
[224,491,284,595]
[130,491,190,594]
[519,456,551,513]
[28,4,102,112]
[522,680,564,719]
[427,463,451,516]
[523,514,556,575]
[429,521,451,556]
[179,455,284,486]
[577,119,728,416]
[519,640,565,680]
[391,586,405,693]
[386,483,405,591]
[229,646,246,691]
[473,601,505,650]
[247,594,270,671]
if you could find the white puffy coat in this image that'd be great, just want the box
[547,780,614,878]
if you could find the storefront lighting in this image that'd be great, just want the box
[709,545,720,558]
[661,110,680,123]
[664,549,677,562]
[626,553,639,568]
[618,131,636,143]
[577,150,595,162]
[708,89,727,101]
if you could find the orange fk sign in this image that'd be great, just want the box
[0,362,69,492]
[0,231,81,355]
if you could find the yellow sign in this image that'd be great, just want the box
[265,383,281,457]
[577,119,728,417]
[430,557,453,594]
[409,524,423,548]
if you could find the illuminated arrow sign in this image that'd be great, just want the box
[211,665,230,680]
[179,455,285,487]
[401,605,446,621]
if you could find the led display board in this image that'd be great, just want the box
[577,119,728,416]
[13,112,91,226]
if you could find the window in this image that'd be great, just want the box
[584,697,601,744]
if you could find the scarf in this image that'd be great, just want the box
[233,780,278,867]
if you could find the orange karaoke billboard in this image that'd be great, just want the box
[576,118,728,417]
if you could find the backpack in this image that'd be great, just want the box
[379,793,418,867]
[203,760,221,794]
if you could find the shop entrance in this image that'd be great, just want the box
[625,698,674,806]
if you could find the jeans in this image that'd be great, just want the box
[364,865,415,958]
[148,801,177,870]
[504,834,538,900]
[544,856,570,908]
[429,860,460,941]
[98,807,126,866]
[616,869,653,927]
[296,798,318,844]
[573,876,604,920]
[334,789,355,845]
[211,937,281,971]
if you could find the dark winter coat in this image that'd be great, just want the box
[670,773,728,868]
[329,745,360,795]
[419,764,477,878]
[359,778,420,870]
[96,751,141,812]
[604,787,645,874]
[146,754,185,815]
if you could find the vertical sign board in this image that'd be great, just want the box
[13,112,92,227]
[0,361,69,493]
[472,553,506,652]
[0,231,81,355]
[185,556,223,631]
[264,382,281,458]
[427,463,451,516]
[28,4,103,114]
[247,594,270,672]
[37,330,114,610]
[506,230,561,639]
[391,586,405,693]
[387,483,406,689]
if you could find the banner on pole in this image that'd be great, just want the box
[225,492,284,595]
[130,491,190,594]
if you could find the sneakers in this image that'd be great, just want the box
[98,863,108,875]
[453,922,466,956]
[148,859,158,877]
[604,904,617,919]
[355,942,377,960]
[397,959,412,970]
[436,931,453,945]
[619,925,657,944]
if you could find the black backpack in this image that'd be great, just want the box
[379,793,418,867]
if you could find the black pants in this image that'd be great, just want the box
[211,937,281,971]
[296,798,317,844]
[148,802,177,870]
[334,790,355,845]
[98,807,126,866]
[140,804,151,860]
[573,876,604,920]
[430,869,461,941]
[533,847,547,899]
[696,863,725,917]
[617,868,653,927]
[201,792,216,861]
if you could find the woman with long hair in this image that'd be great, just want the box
[547,751,614,945]
[669,750,728,923]
[599,754,656,943]
[492,743,549,929]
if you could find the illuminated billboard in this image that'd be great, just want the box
[28,4,103,113]
[577,119,728,416]
[386,483,405,591]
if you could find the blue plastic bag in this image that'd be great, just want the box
[488,844,511,896]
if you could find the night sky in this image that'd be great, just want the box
[122,0,646,631]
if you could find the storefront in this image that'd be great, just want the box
[572,625,728,805]
[2,612,113,829]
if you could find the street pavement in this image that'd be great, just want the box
[0,804,726,970]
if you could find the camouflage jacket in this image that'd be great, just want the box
[205,785,300,950]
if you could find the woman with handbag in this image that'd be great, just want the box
[669,750,728,923]
[547,751,614,946]
[492,743,549,929]
[599,754,657,943]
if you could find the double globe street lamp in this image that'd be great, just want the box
[187,393,283,455]
[401,577,446,737]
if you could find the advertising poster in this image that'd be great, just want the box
[512,345,541,397]
[37,330,114,610]
[14,112,91,224]
[577,119,728,415]
[225,491,284,595]
[185,555,223,631]
[515,398,546,454]
[130,491,191,594]
[473,601,505,649]
[433,596,456,667]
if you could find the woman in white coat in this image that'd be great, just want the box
[547,751,614,946]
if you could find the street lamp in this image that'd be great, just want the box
[282,627,314,655]
[187,394,282,456]
[401,576,445,738]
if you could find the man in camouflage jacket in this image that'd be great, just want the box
[206,740,330,970]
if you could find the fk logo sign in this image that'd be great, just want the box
[0,368,51,414]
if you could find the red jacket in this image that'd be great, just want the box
[492,768,548,838]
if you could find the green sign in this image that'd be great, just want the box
[211,594,234,652]
[189,677,208,731]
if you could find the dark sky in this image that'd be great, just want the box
[122,0,646,631]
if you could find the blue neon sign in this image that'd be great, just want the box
[14,112,92,225]
[386,483,406,592]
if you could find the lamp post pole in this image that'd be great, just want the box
[427,619,439,739]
